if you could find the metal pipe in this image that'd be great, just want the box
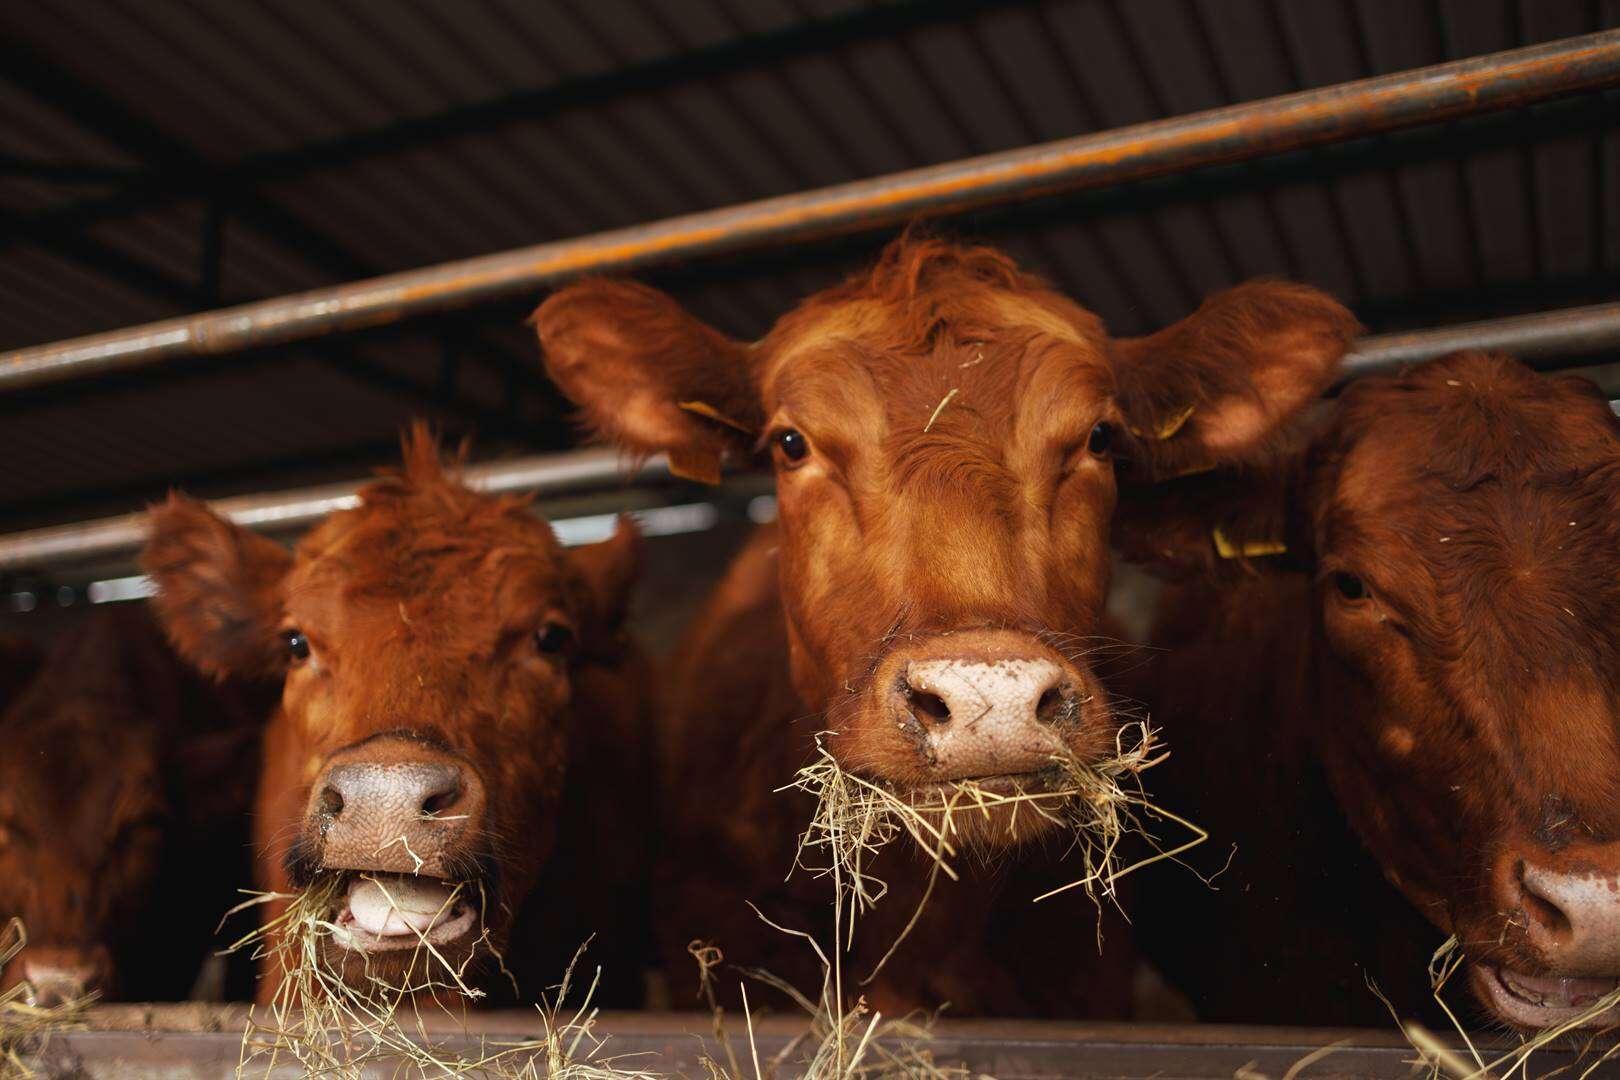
[1342,301,1620,379]
[4,300,1620,573]
[0,447,669,573]
[5,31,1620,390]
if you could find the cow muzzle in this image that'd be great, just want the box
[305,736,486,879]
[302,736,489,955]
[13,945,111,1006]
[1472,842,1620,1029]
[844,629,1105,794]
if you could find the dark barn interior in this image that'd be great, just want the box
[3,1,1620,1075]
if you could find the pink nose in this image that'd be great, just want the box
[19,946,110,1006]
[887,638,1083,779]
[1514,852,1620,974]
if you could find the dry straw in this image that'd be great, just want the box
[1384,935,1620,1080]
[781,718,1207,966]
[0,918,94,1080]
[222,873,655,1078]
[690,928,983,1080]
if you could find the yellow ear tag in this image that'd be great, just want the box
[1128,403,1196,441]
[1212,525,1287,560]
[678,400,754,435]
[666,447,723,486]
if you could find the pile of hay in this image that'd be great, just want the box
[224,873,653,1078]
[783,719,1206,957]
[0,919,94,1080]
[1392,935,1620,1080]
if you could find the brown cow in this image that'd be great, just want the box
[534,236,1358,1015]
[0,606,269,1005]
[1119,351,1620,1031]
[142,430,653,1005]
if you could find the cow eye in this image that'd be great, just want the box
[774,429,809,464]
[1087,421,1113,456]
[1333,572,1369,602]
[534,622,574,656]
[284,629,311,661]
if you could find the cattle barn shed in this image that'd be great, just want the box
[1,1,1619,1075]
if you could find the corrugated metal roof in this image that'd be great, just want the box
[1,0,1617,534]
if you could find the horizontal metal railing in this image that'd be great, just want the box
[4,30,1619,391]
[5,300,1618,573]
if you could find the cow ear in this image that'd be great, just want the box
[568,515,643,638]
[142,494,293,680]
[533,279,760,485]
[1113,280,1359,481]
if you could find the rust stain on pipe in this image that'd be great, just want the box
[3,32,1619,388]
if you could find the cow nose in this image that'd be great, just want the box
[20,947,108,1006]
[891,648,1078,780]
[308,739,486,878]
[1513,853,1620,974]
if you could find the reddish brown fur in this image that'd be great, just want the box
[142,429,653,1005]
[0,606,271,1002]
[535,235,1357,1015]
[1122,352,1620,1025]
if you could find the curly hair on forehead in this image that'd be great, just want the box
[766,234,1085,361]
[300,424,554,601]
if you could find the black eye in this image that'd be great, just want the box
[1333,572,1368,601]
[534,622,574,655]
[774,429,809,463]
[284,629,310,661]
[1087,421,1113,456]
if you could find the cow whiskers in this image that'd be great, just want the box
[0,918,95,1079]
[220,875,650,1077]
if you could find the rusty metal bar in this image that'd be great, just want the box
[3,301,1619,573]
[5,31,1620,390]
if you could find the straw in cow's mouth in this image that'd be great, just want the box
[782,718,1207,967]
[1385,934,1620,1079]
[220,873,653,1076]
[0,919,94,1079]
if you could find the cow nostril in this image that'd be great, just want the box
[1035,687,1067,725]
[905,688,952,725]
[316,785,344,818]
[1517,859,1575,939]
[421,784,462,818]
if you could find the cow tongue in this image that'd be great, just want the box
[1500,969,1620,1009]
[346,875,461,938]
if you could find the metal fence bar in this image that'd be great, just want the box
[3,300,1619,573]
[1341,300,1620,379]
[0,448,670,573]
[4,31,1620,391]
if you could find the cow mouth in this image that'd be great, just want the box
[908,769,1058,801]
[330,873,480,954]
[1473,963,1620,1029]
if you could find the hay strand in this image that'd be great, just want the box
[782,719,1206,967]
[0,918,95,1079]
[224,873,652,1078]
[1383,934,1620,1080]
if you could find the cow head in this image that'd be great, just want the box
[0,609,258,1005]
[143,430,640,991]
[1119,351,1620,1029]
[536,236,1355,844]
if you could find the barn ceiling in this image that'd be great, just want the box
[1,0,1617,535]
